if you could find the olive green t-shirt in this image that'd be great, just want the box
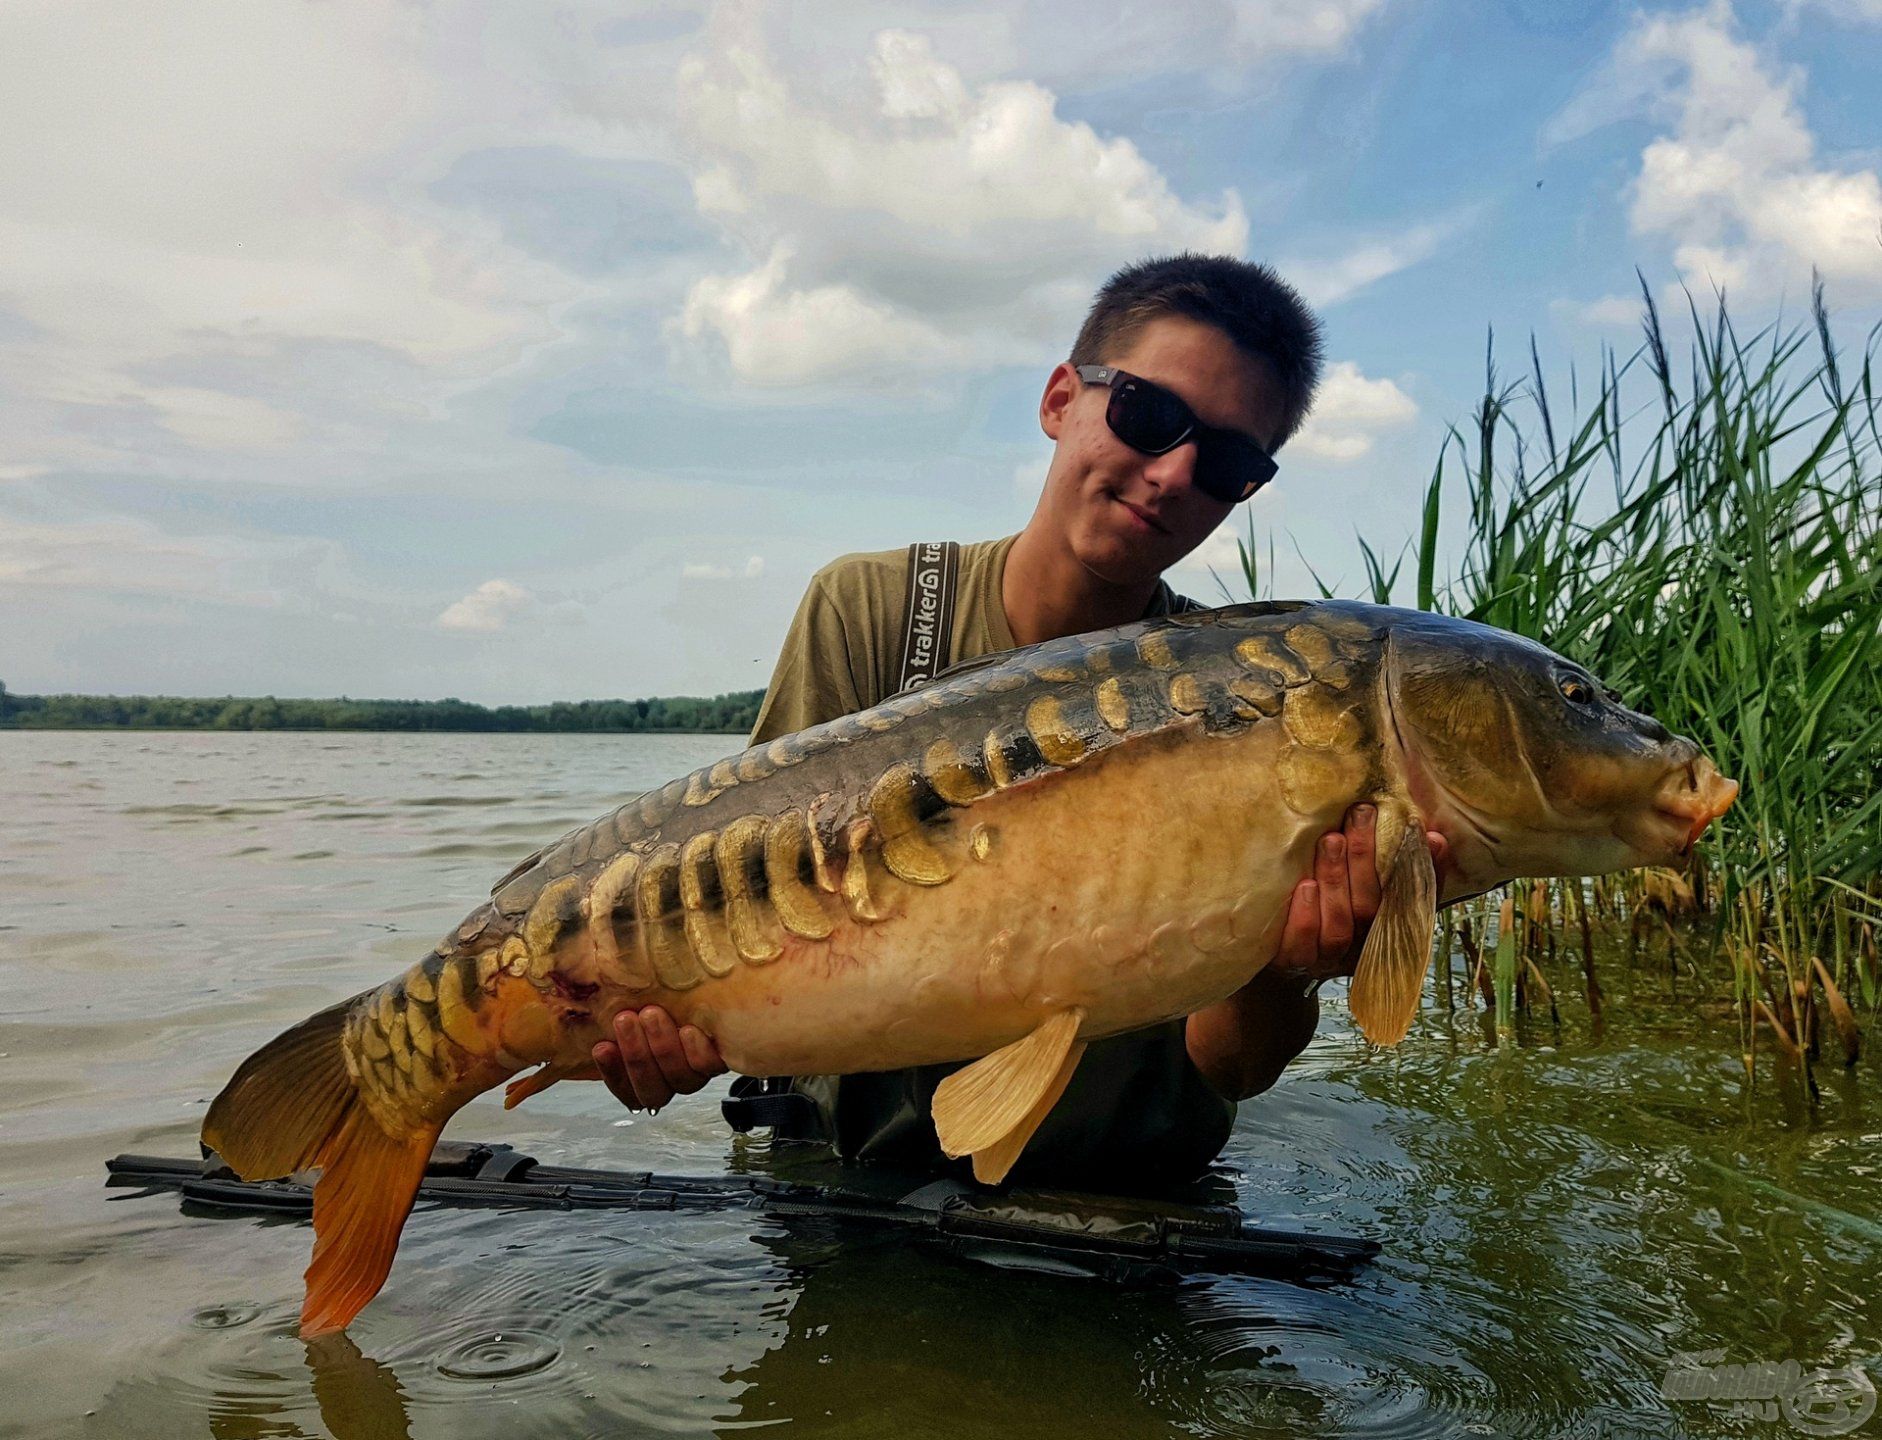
[746,535,1237,1188]
[749,534,1024,743]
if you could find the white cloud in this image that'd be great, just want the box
[994,0,1391,89]
[437,579,540,632]
[1553,293,1647,328]
[1779,0,1882,20]
[0,0,592,473]
[1169,486,1310,599]
[1289,361,1418,461]
[1551,5,1882,302]
[691,2,1393,116]
[0,513,328,606]
[1227,0,1390,59]
[1281,213,1475,307]
[682,555,765,580]
[136,388,304,450]
[678,247,966,386]
[669,17,1248,386]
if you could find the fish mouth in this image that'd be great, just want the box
[1649,756,1739,860]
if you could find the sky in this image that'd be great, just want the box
[2,0,1878,705]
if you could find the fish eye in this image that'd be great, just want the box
[1558,675,1597,706]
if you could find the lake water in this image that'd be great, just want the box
[3,730,1878,1439]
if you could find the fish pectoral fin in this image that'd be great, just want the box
[1348,826,1439,1046]
[503,1058,601,1109]
[931,1008,1085,1186]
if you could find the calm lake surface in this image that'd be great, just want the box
[3,730,1878,1439]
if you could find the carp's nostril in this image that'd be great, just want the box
[1633,715,1678,745]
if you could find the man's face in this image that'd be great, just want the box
[1036,314,1285,588]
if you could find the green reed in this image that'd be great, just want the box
[1241,281,1882,1078]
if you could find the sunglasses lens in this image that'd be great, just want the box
[1194,432,1279,504]
[1108,379,1192,452]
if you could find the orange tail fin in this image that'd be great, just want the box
[203,997,441,1337]
[300,1109,439,1337]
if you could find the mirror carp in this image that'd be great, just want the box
[203,600,1737,1334]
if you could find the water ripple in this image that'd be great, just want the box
[4,730,1880,1440]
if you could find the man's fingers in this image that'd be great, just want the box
[591,1039,636,1109]
[639,1007,709,1095]
[591,1007,724,1112]
[1315,832,1355,964]
[1345,805,1382,923]
[614,1009,677,1110]
[678,1024,726,1077]
[1276,878,1319,974]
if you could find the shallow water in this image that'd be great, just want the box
[2,730,1877,1439]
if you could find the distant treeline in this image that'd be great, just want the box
[0,682,764,734]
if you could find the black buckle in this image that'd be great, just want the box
[721,1075,818,1133]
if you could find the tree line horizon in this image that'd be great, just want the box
[0,680,764,734]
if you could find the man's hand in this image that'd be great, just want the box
[1269,804,1448,985]
[593,1008,727,1113]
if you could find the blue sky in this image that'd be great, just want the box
[2,0,1878,704]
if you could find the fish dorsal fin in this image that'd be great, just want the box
[882,646,1016,704]
[931,1009,1086,1185]
[1348,827,1438,1045]
[490,846,546,897]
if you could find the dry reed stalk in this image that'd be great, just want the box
[1457,912,1486,1010]
[1572,881,1602,1017]
[1523,957,1559,1024]
[1754,997,1803,1065]
[1495,895,1517,1030]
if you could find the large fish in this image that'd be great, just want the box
[203,601,1737,1334]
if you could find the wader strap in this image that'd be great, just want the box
[894,541,960,693]
[730,541,957,1138]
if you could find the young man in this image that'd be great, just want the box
[593,254,1445,1183]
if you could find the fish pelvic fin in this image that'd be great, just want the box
[201,996,441,1337]
[963,1039,1086,1185]
[931,1008,1086,1185]
[301,1109,440,1337]
[503,1058,600,1109]
[1348,826,1439,1045]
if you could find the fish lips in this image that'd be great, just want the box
[1648,757,1740,864]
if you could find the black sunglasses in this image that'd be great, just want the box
[1075,365,1278,503]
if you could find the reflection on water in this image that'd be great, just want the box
[3,731,1879,1439]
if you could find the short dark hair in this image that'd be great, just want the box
[1069,253,1324,448]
